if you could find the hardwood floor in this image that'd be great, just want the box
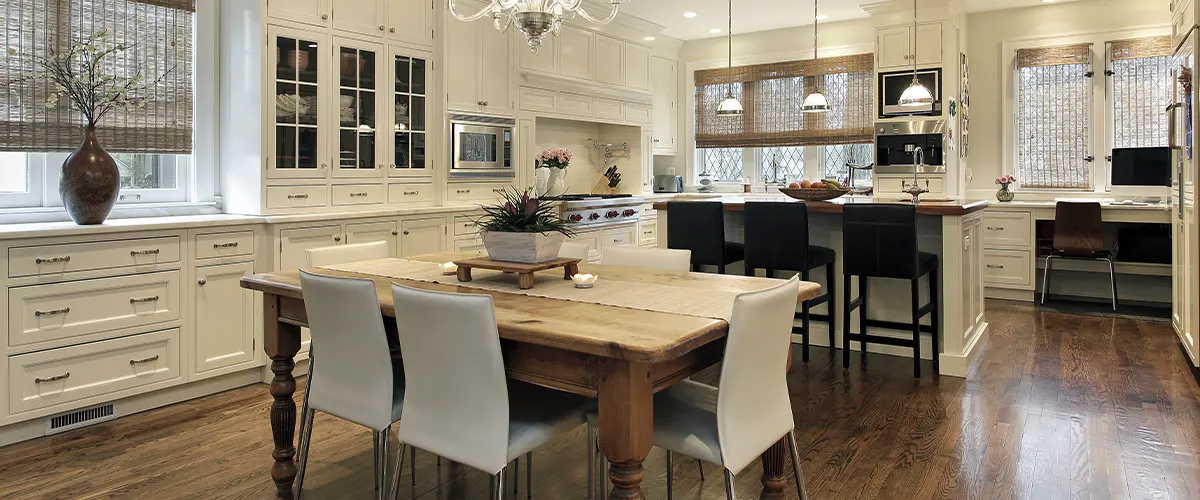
[0,300,1197,499]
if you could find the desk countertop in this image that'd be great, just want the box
[652,196,989,217]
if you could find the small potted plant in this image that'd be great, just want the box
[995,174,1016,202]
[534,148,572,197]
[476,188,575,263]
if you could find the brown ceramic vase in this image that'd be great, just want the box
[60,126,120,225]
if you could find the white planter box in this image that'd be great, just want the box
[482,231,566,263]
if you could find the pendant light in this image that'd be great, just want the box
[716,0,743,116]
[898,0,934,107]
[801,0,830,113]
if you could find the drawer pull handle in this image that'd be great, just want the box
[130,249,160,256]
[457,189,471,194]
[987,264,1005,269]
[288,194,310,200]
[129,355,160,366]
[213,242,240,249]
[130,295,160,304]
[986,226,1004,231]
[35,256,71,265]
[403,191,419,195]
[493,189,504,193]
[35,307,70,317]
[350,192,369,197]
[35,372,70,384]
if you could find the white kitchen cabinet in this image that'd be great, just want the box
[193,262,257,377]
[876,23,943,70]
[915,23,943,66]
[594,34,623,86]
[399,217,447,257]
[520,31,558,74]
[445,10,514,115]
[278,225,343,271]
[388,46,433,177]
[558,25,595,81]
[333,0,387,38]
[651,56,677,155]
[268,26,331,180]
[333,37,388,179]
[624,43,651,91]
[388,0,434,47]
[267,0,329,27]
[642,128,654,192]
[345,221,399,255]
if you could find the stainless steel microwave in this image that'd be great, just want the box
[878,69,942,117]
[449,114,515,179]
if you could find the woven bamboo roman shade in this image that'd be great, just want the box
[1015,43,1092,68]
[1110,35,1173,60]
[695,54,874,149]
[0,0,195,153]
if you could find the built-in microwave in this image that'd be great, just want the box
[449,114,515,179]
[878,68,942,117]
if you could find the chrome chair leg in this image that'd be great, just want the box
[1106,257,1119,311]
[410,447,417,487]
[379,428,390,500]
[294,407,315,499]
[788,430,810,500]
[513,457,520,497]
[372,431,383,500]
[666,450,674,500]
[1041,255,1055,304]
[526,451,533,499]
[723,469,736,500]
[391,442,407,500]
[494,467,507,500]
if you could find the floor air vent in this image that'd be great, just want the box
[45,404,117,435]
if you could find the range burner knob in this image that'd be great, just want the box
[588,212,601,221]
[605,210,620,219]
[622,209,637,217]
[569,214,583,222]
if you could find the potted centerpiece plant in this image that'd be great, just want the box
[8,30,174,225]
[534,148,572,197]
[476,188,575,263]
[995,174,1017,202]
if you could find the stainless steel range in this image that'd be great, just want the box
[546,194,644,228]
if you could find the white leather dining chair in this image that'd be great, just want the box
[589,276,808,500]
[296,271,405,500]
[602,247,692,272]
[305,240,390,267]
[390,283,593,500]
[559,241,591,261]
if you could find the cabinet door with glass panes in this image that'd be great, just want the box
[268,27,330,180]
[388,47,432,178]
[334,37,388,179]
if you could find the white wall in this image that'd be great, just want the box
[535,118,643,194]
[663,18,877,183]
[964,0,1168,197]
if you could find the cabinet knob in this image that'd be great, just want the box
[389,27,396,33]
[379,25,386,31]
[334,235,342,242]
[321,13,328,20]
[198,278,207,286]
[378,164,384,169]
[391,230,399,235]
[403,230,410,235]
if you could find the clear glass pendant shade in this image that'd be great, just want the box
[448,0,627,53]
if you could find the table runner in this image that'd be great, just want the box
[318,258,782,321]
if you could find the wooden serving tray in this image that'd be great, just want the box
[453,257,582,290]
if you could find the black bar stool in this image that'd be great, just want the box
[743,201,836,363]
[667,201,744,274]
[841,204,940,378]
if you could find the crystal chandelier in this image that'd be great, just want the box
[449,0,629,53]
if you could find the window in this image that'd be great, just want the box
[1015,43,1094,189]
[698,145,872,186]
[0,0,196,209]
[702,148,746,182]
[760,147,804,183]
[1110,37,1173,149]
[824,143,874,185]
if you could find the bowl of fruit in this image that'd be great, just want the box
[778,179,850,201]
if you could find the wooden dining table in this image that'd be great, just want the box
[240,252,821,499]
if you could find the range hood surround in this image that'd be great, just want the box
[535,116,644,195]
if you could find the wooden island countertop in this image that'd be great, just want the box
[652,195,990,216]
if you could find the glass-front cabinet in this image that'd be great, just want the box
[390,48,430,177]
[269,27,328,179]
[334,38,386,179]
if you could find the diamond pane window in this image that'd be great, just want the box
[703,148,745,182]
[759,147,804,183]
[824,144,874,184]
[1015,43,1094,189]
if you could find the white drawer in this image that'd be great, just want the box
[453,238,486,256]
[331,184,386,206]
[983,249,1033,288]
[519,87,558,114]
[595,98,624,120]
[9,270,180,348]
[601,225,636,248]
[639,203,657,219]
[266,185,329,210]
[447,183,510,203]
[9,328,180,415]
[638,220,658,247]
[624,103,651,123]
[875,175,946,195]
[388,183,435,205]
[194,231,255,260]
[570,230,603,262]
[10,236,181,278]
[453,216,480,237]
[982,212,1033,248]
[560,93,595,117]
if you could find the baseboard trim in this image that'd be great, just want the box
[986,287,1034,302]
[1178,341,1200,386]
[939,320,990,378]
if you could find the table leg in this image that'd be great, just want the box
[564,262,580,279]
[457,266,473,282]
[519,272,535,289]
[598,360,654,500]
[264,295,302,499]
[759,437,790,499]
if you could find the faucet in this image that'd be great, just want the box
[903,144,929,204]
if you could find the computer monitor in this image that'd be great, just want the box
[1111,147,1172,187]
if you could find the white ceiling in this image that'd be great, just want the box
[620,0,1090,41]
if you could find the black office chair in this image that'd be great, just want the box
[666,201,744,274]
[743,201,836,363]
[1041,201,1118,310]
[841,204,940,378]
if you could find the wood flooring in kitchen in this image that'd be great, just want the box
[0,299,1197,499]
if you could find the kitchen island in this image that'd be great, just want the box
[653,196,990,377]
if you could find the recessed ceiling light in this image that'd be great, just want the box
[643,36,656,41]
[1042,0,1057,2]
[710,28,721,34]
[815,14,828,20]
[683,11,698,18]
